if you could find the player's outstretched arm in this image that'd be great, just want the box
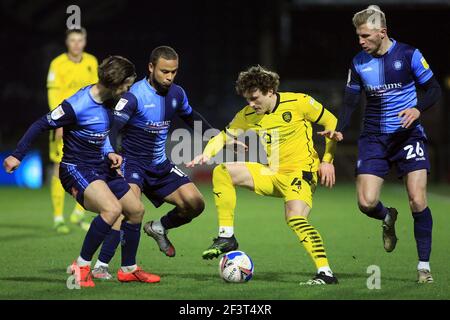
[10,102,76,165]
[186,131,227,167]
[186,154,211,168]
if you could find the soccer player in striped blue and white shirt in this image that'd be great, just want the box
[320,5,441,284]
[4,56,160,287]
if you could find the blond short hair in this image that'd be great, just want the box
[352,5,386,29]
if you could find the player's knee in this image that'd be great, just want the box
[223,163,249,186]
[408,195,427,212]
[213,164,232,185]
[136,202,145,217]
[358,192,379,212]
[101,202,123,224]
[179,196,205,218]
[127,202,145,223]
[358,199,378,214]
[191,197,205,217]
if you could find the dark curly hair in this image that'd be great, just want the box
[235,65,280,96]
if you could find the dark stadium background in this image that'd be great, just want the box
[1,0,449,182]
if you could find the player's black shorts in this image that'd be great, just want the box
[121,157,191,207]
[59,162,130,207]
[356,126,430,178]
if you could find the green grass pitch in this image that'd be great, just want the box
[0,183,449,300]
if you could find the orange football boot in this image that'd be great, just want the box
[67,261,95,288]
[117,266,160,283]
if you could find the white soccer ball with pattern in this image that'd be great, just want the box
[219,251,254,283]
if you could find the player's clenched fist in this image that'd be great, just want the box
[107,153,123,169]
[3,156,21,173]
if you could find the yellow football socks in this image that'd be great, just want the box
[51,175,65,222]
[287,216,330,269]
[72,202,85,216]
[212,164,236,228]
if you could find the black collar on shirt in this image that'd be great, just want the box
[267,93,280,114]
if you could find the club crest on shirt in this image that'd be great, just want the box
[282,111,292,123]
[393,60,403,70]
[114,98,128,111]
[51,105,65,120]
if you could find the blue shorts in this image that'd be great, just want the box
[121,158,191,208]
[356,126,430,178]
[59,162,131,207]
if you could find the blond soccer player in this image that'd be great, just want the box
[188,66,339,285]
[47,28,98,233]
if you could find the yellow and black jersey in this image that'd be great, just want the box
[204,92,337,173]
[47,52,98,109]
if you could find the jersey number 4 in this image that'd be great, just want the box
[404,142,424,160]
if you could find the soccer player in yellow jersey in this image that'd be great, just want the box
[47,28,98,234]
[187,66,339,285]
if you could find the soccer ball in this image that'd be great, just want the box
[219,251,254,283]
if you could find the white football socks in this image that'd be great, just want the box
[121,265,137,273]
[77,256,91,267]
[418,261,430,271]
[54,216,64,223]
[218,226,234,238]
[318,266,333,277]
[94,260,109,269]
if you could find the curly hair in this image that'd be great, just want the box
[235,65,280,96]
